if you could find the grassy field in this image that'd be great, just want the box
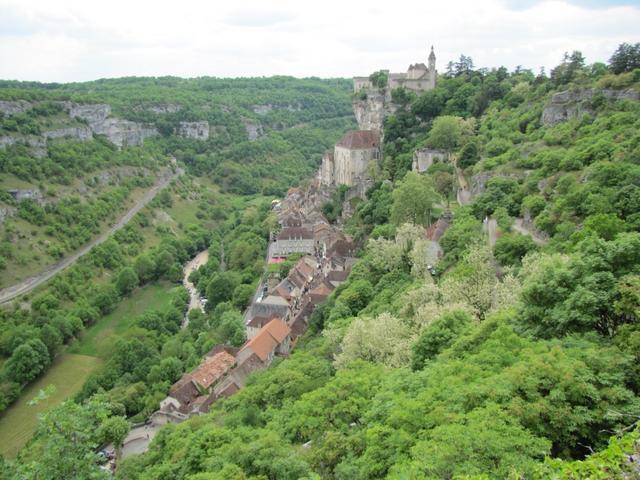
[0,353,103,458]
[69,282,175,359]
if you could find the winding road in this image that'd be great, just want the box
[0,167,183,304]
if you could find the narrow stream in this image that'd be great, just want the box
[182,249,209,327]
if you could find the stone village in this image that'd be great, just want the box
[115,46,451,459]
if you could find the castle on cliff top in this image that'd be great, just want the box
[353,46,437,94]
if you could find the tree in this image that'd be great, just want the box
[16,400,112,479]
[412,310,473,370]
[232,284,255,309]
[494,233,537,267]
[206,272,240,310]
[608,42,640,74]
[427,116,464,152]
[369,70,388,89]
[115,267,139,296]
[134,254,155,283]
[98,416,129,460]
[6,339,50,384]
[390,172,439,226]
[219,310,247,346]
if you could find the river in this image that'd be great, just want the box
[182,249,209,326]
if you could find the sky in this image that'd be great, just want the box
[0,0,638,82]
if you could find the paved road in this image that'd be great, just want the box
[0,167,183,304]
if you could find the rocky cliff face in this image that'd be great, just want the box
[177,121,209,140]
[251,104,302,115]
[352,89,396,132]
[43,127,93,142]
[0,100,31,116]
[541,88,640,126]
[64,102,158,147]
[242,120,264,141]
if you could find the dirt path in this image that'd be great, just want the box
[453,158,472,206]
[484,217,498,249]
[513,218,548,245]
[0,167,183,304]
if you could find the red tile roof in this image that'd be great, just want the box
[190,351,236,389]
[240,318,291,363]
[336,130,380,150]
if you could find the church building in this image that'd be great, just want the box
[353,46,437,94]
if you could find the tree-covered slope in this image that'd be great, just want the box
[3,46,640,479]
[106,48,640,479]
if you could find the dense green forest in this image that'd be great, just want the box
[0,75,354,460]
[2,44,640,479]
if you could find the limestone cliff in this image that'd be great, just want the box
[541,88,640,126]
[352,89,396,132]
[43,126,93,142]
[242,119,264,141]
[0,100,31,116]
[177,121,209,140]
[251,104,302,115]
[64,102,158,147]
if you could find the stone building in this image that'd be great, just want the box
[271,227,315,258]
[412,148,451,173]
[353,46,437,94]
[320,130,381,187]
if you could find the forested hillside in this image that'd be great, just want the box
[2,45,640,479]
[0,76,354,461]
[107,47,638,479]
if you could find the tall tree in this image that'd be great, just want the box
[390,172,439,226]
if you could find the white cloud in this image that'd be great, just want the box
[0,0,638,81]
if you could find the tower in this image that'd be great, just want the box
[428,45,436,72]
[428,46,437,89]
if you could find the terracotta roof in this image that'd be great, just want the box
[277,227,313,241]
[336,130,380,150]
[240,318,291,363]
[190,351,236,389]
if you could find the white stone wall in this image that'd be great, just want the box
[320,153,334,185]
[334,146,378,186]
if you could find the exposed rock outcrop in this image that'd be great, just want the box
[352,89,396,132]
[0,136,16,149]
[43,127,93,142]
[541,88,640,126]
[64,102,158,147]
[8,189,43,203]
[242,120,263,141]
[147,104,181,114]
[0,207,17,224]
[177,121,209,140]
[0,100,31,116]
[251,104,302,115]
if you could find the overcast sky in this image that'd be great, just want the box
[0,0,638,82]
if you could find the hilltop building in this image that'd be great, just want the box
[353,46,437,94]
[320,130,381,187]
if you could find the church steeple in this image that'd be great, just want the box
[428,45,436,70]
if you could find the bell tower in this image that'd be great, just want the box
[428,45,436,72]
[428,46,437,89]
